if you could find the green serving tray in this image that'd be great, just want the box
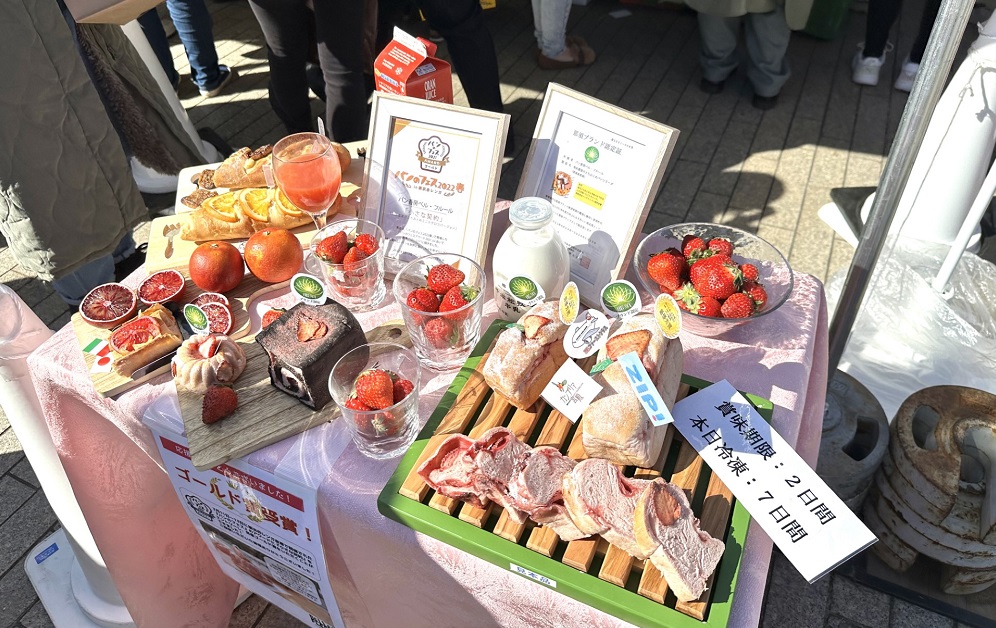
[378,320,773,628]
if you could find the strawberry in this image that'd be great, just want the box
[690,258,742,300]
[296,315,328,341]
[342,246,368,271]
[354,233,379,256]
[202,385,238,424]
[743,281,768,308]
[647,250,687,293]
[682,235,707,258]
[438,285,479,320]
[698,296,723,318]
[424,317,455,348]
[721,292,756,318]
[261,308,286,329]
[393,378,415,403]
[344,396,372,411]
[426,264,465,294]
[707,238,734,257]
[354,369,395,410]
[740,263,759,282]
[674,283,721,317]
[406,288,440,313]
[315,231,348,264]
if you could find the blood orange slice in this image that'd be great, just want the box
[79,282,138,329]
[201,302,233,335]
[138,270,186,305]
[190,292,230,309]
[108,316,161,353]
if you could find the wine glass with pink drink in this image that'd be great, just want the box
[272,132,342,230]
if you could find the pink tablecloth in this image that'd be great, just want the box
[27,231,828,628]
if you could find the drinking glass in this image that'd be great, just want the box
[392,253,486,371]
[309,219,386,311]
[272,132,341,230]
[329,343,422,459]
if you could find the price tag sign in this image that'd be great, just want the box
[616,351,673,426]
[540,359,603,423]
[671,380,877,583]
[654,293,682,339]
[563,309,612,359]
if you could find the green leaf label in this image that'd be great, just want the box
[505,323,525,332]
[291,273,327,305]
[600,280,640,318]
[183,304,209,335]
[508,276,539,300]
[589,358,613,376]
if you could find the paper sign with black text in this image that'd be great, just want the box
[540,359,603,423]
[671,380,877,582]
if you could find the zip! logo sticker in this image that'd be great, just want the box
[616,350,674,426]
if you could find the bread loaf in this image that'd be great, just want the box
[212,146,272,189]
[110,304,182,377]
[482,300,569,409]
[581,314,683,467]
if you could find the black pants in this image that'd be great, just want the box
[864,0,943,63]
[248,0,368,142]
[378,0,504,115]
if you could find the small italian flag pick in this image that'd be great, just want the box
[83,338,113,374]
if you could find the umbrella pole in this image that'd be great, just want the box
[827,0,977,375]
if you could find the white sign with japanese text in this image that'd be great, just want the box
[672,380,877,583]
[152,432,344,628]
[540,359,602,423]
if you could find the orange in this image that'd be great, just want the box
[244,228,304,283]
[189,241,245,293]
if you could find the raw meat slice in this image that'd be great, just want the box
[417,434,488,508]
[508,447,587,541]
[562,458,653,558]
[470,427,531,523]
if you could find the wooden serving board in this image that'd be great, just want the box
[71,271,286,397]
[378,320,773,628]
[146,146,366,273]
[177,319,409,471]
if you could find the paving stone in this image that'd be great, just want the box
[0,475,35,525]
[657,159,707,218]
[0,271,51,310]
[0,406,8,431]
[760,551,829,628]
[686,190,731,225]
[0,562,37,628]
[729,154,778,212]
[844,155,884,188]
[808,145,850,189]
[827,238,856,283]
[755,223,795,256]
[831,574,892,627]
[18,602,54,628]
[827,614,869,628]
[890,598,954,628]
[255,603,300,628]
[10,457,39,489]
[30,293,71,329]
[228,594,269,628]
[0,427,25,476]
[0,492,58,575]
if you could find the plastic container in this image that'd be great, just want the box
[492,197,570,320]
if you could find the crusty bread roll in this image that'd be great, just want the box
[180,190,314,241]
[111,304,183,377]
[482,300,569,409]
[212,146,272,189]
[634,478,725,602]
[581,314,683,467]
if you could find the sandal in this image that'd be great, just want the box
[536,42,596,70]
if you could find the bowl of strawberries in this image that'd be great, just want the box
[634,223,794,337]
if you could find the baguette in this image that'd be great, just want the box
[180,189,313,241]
[111,304,183,377]
[581,314,683,467]
[212,146,272,189]
[482,300,569,409]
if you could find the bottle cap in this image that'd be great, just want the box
[509,197,553,229]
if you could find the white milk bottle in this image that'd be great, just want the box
[493,197,570,320]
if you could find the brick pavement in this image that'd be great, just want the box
[1,0,990,626]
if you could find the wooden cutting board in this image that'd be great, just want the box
[71,272,286,397]
[146,146,366,273]
[177,319,409,471]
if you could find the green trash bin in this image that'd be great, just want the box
[801,0,856,40]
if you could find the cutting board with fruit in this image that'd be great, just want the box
[71,270,286,398]
[176,319,409,471]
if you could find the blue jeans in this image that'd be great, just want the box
[51,234,136,306]
[137,0,223,91]
[531,0,571,58]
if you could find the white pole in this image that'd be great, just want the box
[932,160,996,292]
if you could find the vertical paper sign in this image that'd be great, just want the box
[671,380,877,583]
[151,431,345,628]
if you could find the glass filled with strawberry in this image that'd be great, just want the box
[328,342,421,459]
[310,219,386,311]
[391,253,486,370]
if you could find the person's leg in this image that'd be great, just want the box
[696,13,741,85]
[533,0,571,59]
[415,0,504,114]
[313,0,369,142]
[136,9,180,88]
[909,0,942,63]
[743,7,791,98]
[863,0,903,58]
[165,0,224,91]
[247,0,314,134]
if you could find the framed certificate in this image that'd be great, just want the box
[516,84,679,307]
[361,92,510,275]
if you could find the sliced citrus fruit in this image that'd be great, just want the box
[239,188,272,222]
[138,269,186,305]
[79,282,138,329]
[202,192,240,223]
[108,316,161,353]
[201,302,233,335]
[190,292,230,309]
[275,188,305,217]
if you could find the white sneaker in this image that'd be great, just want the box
[894,59,920,92]
[851,43,893,86]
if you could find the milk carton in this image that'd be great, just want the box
[374,27,453,104]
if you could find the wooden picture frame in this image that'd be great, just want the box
[516,84,679,307]
[361,92,510,276]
